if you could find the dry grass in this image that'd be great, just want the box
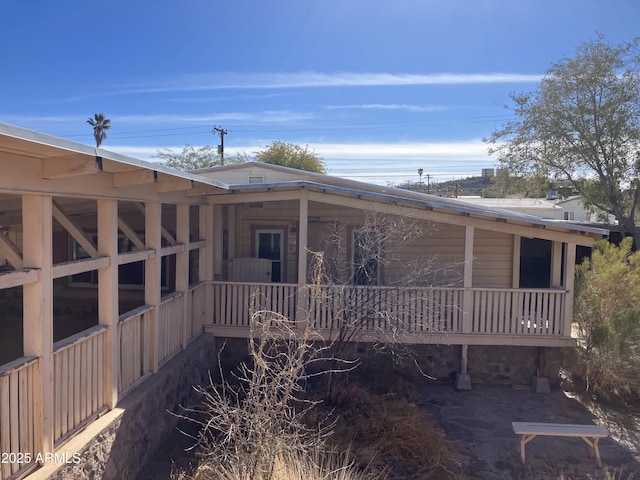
[313,383,465,480]
[173,450,377,480]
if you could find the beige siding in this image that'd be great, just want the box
[472,229,513,288]
[236,201,465,286]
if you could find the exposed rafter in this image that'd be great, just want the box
[42,154,102,179]
[112,169,156,188]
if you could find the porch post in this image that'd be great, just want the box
[512,235,521,288]
[212,204,223,280]
[296,189,309,327]
[563,243,576,337]
[228,205,236,260]
[145,202,162,373]
[97,199,119,409]
[176,203,189,348]
[203,204,215,326]
[22,194,54,454]
[461,226,474,333]
[550,241,563,287]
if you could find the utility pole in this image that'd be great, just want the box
[426,174,431,194]
[212,126,228,165]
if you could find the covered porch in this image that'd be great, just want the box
[200,173,606,348]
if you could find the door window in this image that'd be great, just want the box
[256,229,283,282]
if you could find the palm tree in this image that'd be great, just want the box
[87,113,111,148]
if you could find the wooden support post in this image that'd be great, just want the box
[563,243,576,337]
[145,202,162,373]
[22,194,54,455]
[461,344,468,374]
[176,204,190,348]
[551,241,563,287]
[227,205,236,261]
[212,205,223,280]
[296,190,309,328]
[97,199,119,409]
[512,235,521,288]
[461,226,474,334]
[204,204,216,326]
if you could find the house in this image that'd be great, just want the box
[0,124,608,480]
[456,195,617,224]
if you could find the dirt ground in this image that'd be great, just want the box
[139,382,640,480]
[419,383,640,479]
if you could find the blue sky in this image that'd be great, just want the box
[1,1,638,185]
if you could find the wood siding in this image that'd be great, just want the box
[472,229,513,288]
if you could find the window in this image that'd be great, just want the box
[563,211,575,220]
[249,175,265,184]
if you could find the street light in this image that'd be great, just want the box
[418,168,423,188]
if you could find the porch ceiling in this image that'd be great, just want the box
[0,122,229,202]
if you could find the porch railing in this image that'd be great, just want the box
[0,357,38,480]
[53,325,108,445]
[210,282,568,338]
[118,306,152,395]
[470,288,565,336]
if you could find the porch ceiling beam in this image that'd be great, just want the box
[186,186,223,197]
[156,175,193,193]
[42,154,102,179]
[208,190,303,205]
[117,217,146,251]
[306,191,598,247]
[134,202,177,245]
[52,199,99,257]
[112,168,156,188]
[0,231,23,269]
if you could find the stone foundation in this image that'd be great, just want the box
[215,338,572,388]
[33,334,217,480]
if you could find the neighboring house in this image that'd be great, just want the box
[0,125,608,479]
[457,195,616,224]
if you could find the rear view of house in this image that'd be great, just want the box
[0,123,607,479]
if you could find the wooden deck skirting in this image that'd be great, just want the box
[208,281,572,344]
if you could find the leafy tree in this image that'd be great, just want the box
[87,113,111,148]
[157,144,247,171]
[487,35,640,245]
[574,238,640,404]
[255,141,326,174]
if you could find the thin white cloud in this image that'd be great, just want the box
[326,104,448,112]
[59,72,543,100]
[114,111,314,124]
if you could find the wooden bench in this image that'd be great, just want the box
[512,422,608,468]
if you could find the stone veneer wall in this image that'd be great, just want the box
[216,338,571,388]
[45,334,217,480]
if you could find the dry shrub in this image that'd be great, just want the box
[322,384,462,480]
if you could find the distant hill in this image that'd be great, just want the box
[396,176,490,197]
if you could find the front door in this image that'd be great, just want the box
[255,229,284,282]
